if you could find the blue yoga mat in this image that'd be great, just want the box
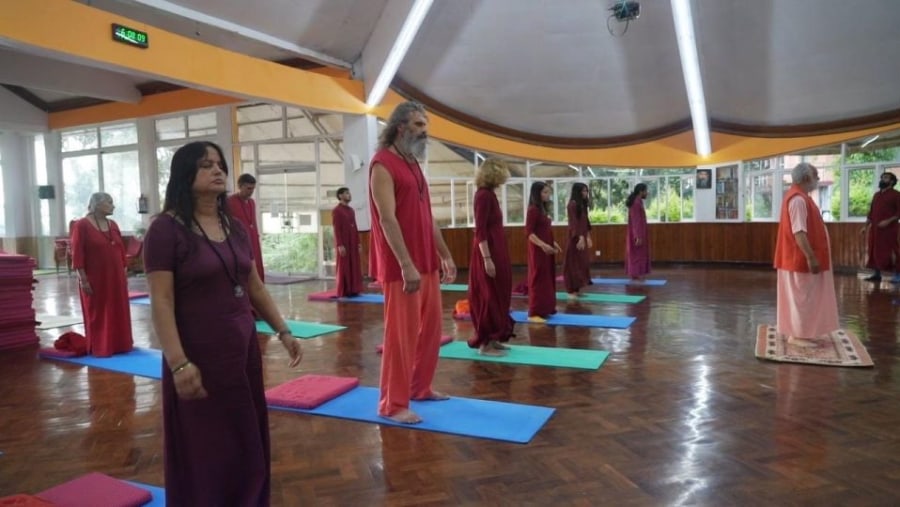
[269,386,554,444]
[130,296,151,305]
[124,482,165,507]
[510,311,635,329]
[589,278,667,286]
[43,348,162,380]
[337,293,385,304]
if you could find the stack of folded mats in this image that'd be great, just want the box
[0,253,38,351]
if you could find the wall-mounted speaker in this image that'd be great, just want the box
[38,185,55,199]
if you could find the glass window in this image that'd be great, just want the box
[530,162,576,178]
[429,180,453,227]
[286,117,318,138]
[100,123,137,147]
[155,117,185,141]
[504,181,526,224]
[61,128,98,152]
[236,104,283,123]
[239,120,284,142]
[188,112,217,138]
[63,155,100,225]
[749,173,774,220]
[257,142,316,168]
[102,151,141,231]
[34,135,50,236]
[155,146,178,205]
[848,167,875,218]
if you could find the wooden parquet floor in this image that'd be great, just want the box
[2,265,900,506]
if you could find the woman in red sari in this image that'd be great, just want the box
[70,192,133,357]
[526,181,561,322]
[563,182,593,298]
[467,159,514,355]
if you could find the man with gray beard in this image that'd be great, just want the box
[368,101,457,424]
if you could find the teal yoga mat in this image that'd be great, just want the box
[256,320,346,339]
[510,311,635,329]
[440,284,469,292]
[439,341,608,370]
[269,385,554,444]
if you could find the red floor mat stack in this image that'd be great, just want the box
[0,253,38,350]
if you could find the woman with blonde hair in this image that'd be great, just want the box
[467,159,515,355]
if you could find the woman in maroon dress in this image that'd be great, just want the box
[467,159,515,355]
[144,141,302,506]
[70,192,133,357]
[563,182,593,299]
[625,183,651,281]
[526,181,561,322]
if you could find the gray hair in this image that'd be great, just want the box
[791,163,817,184]
[87,192,113,212]
[377,101,427,150]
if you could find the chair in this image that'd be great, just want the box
[53,238,72,274]
[125,236,143,274]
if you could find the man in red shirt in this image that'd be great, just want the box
[369,101,457,424]
[227,174,265,282]
[332,187,363,297]
[861,172,900,283]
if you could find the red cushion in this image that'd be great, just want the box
[265,374,359,409]
[306,291,338,301]
[36,472,152,507]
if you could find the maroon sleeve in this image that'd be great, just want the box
[70,219,86,270]
[143,215,179,273]
[473,189,492,243]
[525,205,538,236]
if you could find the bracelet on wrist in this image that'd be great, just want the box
[276,330,292,339]
[171,360,192,375]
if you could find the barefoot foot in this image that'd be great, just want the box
[528,315,547,323]
[491,341,511,351]
[478,346,507,357]
[380,409,422,424]
[413,390,450,401]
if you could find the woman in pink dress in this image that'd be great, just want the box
[526,181,561,322]
[625,183,651,281]
[70,192,133,357]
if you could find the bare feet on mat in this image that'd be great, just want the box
[787,336,819,348]
[567,292,580,301]
[478,345,507,357]
[414,390,450,401]
[380,409,422,424]
[528,315,547,323]
[491,341,511,350]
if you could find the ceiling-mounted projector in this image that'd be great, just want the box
[610,1,640,21]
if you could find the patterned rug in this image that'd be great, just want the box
[755,324,873,367]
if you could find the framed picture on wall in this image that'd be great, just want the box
[696,169,712,189]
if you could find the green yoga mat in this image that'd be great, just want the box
[256,320,346,339]
[440,284,469,292]
[439,341,608,370]
[556,292,645,304]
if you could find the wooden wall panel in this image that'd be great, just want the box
[426,222,867,271]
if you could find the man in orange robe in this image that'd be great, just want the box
[774,163,839,347]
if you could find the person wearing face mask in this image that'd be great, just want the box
[70,192,134,357]
[861,172,900,283]
[773,163,840,347]
[369,101,457,425]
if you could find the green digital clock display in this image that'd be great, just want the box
[112,23,149,49]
